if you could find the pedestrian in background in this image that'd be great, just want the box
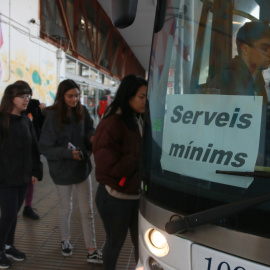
[97,89,111,119]
[93,74,147,269]
[0,83,43,269]
[39,79,102,263]
[15,80,46,221]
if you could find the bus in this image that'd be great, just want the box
[113,0,270,269]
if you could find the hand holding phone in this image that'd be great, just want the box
[68,142,84,160]
[72,150,82,160]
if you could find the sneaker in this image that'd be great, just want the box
[61,241,72,256]
[23,206,40,220]
[87,249,103,264]
[0,251,12,269]
[5,246,26,261]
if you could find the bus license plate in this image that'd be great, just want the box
[191,244,269,270]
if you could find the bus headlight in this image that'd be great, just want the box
[150,230,167,249]
[144,229,169,257]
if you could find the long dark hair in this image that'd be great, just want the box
[104,74,147,130]
[0,83,31,145]
[47,79,83,128]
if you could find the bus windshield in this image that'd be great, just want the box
[142,0,270,238]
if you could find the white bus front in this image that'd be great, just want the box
[137,0,270,269]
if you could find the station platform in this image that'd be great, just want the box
[10,156,136,270]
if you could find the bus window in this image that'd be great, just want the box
[142,0,270,242]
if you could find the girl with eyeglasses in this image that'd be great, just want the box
[39,79,102,263]
[0,83,43,269]
[15,80,45,221]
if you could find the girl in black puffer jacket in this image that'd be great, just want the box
[0,83,43,269]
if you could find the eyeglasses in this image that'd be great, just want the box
[245,42,270,57]
[15,94,31,100]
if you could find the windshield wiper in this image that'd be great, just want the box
[216,170,270,178]
[165,192,270,234]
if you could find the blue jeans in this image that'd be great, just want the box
[0,185,28,251]
[95,184,139,270]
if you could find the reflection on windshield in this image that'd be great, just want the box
[143,0,270,239]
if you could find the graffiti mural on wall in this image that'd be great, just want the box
[1,50,56,103]
[0,16,56,104]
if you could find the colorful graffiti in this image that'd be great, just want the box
[1,50,56,103]
[0,12,57,104]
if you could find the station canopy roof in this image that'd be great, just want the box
[97,0,156,72]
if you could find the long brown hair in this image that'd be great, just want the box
[0,83,31,145]
[47,79,84,128]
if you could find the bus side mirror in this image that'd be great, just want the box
[111,0,138,28]
[154,0,167,33]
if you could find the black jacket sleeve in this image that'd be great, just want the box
[27,117,43,180]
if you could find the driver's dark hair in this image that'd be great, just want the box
[236,21,270,55]
[103,74,147,130]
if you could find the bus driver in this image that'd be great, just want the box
[216,21,270,195]
[219,21,270,104]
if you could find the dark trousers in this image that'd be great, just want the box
[95,184,139,270]
[0,186,28,251]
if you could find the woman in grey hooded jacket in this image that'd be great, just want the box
[39,79,102,264]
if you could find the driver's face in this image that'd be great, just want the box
[246,37,270,72]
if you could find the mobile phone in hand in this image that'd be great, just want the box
[68,142,77,150]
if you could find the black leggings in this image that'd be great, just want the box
[0,186,28,251]
[95,184,139,270]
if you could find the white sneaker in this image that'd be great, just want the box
[87,249,103,264]
[61,241,73,256]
